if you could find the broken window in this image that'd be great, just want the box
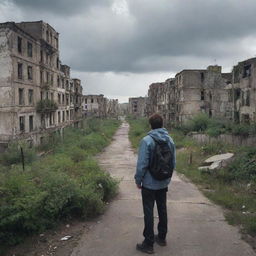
[19,116,25,132]
[62,94,65,104]
[57,76,60,87]
[28,89,33,105]
[27,66,33,80]
[40,91,43,100]
[51,93,54,101]
[66,110,69,120]
[91,98,94,103]
[200,90,205,101]
[242,114,250,124]
[246,91,250,106]
[200,72,205,82]
[29,115,33,132]
[27,42,33,57]
[20,116,25,132]
[19,88,24,105]
[62,111,65,122]
[62,78,64,88]
[85,98,87,104]
[58,94,61,104]
[66,94,69,105]
[40,71,43,84]
[56,57,59,69]
[66,80,69,90]
[243,64,251,78]
[234,88,241,101]
[58,111,61,123]
[18,63,23,79]
[18,36,22,54]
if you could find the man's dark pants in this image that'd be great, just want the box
[141,187,168,246]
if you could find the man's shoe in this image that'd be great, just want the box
[154,235,167,246]
[136,242,154,254]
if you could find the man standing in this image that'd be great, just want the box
[135,114,176,254]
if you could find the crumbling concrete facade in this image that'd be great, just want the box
[146,65,236,125]
[82,94,107,118]
[128,97,147,117]
[232,58,256,124]
[0,21,84,150]
[82,95,119,118]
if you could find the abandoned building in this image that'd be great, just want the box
[128,97,147,117]
[82,94,107,118]
[82,95,119,118]
[0,21,84,151]
[145,60,255,126]
[232,58,256,124]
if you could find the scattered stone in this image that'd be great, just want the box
[60,235,72,241]
[209,160,222,170]
[204,153,234,164]
[66,224,70,228]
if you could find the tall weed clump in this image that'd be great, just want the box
[0,119,120,249]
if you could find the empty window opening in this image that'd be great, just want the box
[246,91,250,106]
[19,116,25,132]
[19,88,24,105]
[27,66,33,80]
[28,89,34,105]
[234,89,241,101]
[200,72,205,82]
[201,90,205,101]
[58,111,61,123]
[29,115,34,132]
[18,37,22,53]
[18,63,23,79]
[243,64,252,78]
[27,42,33,57]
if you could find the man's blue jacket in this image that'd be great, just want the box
[134,128,176,190]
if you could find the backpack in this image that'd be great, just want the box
[149,136,174,180]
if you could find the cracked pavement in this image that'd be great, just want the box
[71,122,256,256]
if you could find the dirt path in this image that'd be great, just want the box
[71,122,256,256]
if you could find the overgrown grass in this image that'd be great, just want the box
[178,113,256,137]
[0,118,120,252]
[128,118,256,238]
[128,118,149,150]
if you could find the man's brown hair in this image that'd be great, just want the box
[149,113,163,129]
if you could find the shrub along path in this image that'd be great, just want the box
[71,122,256,256]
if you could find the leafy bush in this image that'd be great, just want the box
[0,142,37,166]
[36,99,58,113]
[0,119,120,248]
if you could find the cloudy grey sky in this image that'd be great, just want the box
[1,0,256,102]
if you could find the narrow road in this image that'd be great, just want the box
[71,122,256,256]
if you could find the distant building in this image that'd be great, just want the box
[82,94,107,118]
[129,97,147,117]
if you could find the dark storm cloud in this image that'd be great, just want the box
[10,0,111,15]
[5,0,256,73]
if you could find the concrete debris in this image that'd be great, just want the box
[204,153,234,164]
[60,235,72,241]
[199,153,234,172]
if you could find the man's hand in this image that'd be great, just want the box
[136,184,142,189]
